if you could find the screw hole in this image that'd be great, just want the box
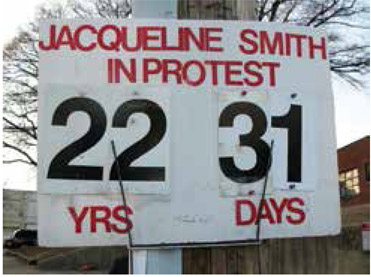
[289,184,296,190]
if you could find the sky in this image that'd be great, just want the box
[1,0,370,191]
[2,0,54,42]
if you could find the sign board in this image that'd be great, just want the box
[38,19,341,247]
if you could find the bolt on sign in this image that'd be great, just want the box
[38,19,340,247]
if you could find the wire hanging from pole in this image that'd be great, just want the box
[256,140,274,274]
[111,140,134,274]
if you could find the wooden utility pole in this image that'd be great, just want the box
[177,0,258,274]
[178,0,257,20]
[131,0,257,274]
[178,0,257,273]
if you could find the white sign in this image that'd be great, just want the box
[38,19,341,247]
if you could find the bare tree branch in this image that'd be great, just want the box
[325,21,369,29]
[3,141,37,166]
[3,159,36,166]
[3,117,37,140]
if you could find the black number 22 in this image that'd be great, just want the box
[47,97,166,181]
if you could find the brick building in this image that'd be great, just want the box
[338,136,370,206]
[337,136,370,227]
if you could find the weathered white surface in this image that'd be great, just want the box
[38,20,340,247]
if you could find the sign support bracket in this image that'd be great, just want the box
[110,140,134,273]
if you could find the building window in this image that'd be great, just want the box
[365,162,370,183]
[339,168,360,198]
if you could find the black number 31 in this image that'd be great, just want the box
[219,102,302,183]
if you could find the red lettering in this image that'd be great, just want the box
[285,33,291,56]
[55,25,75,50]
[269,198,288,224]
[161,27,182,51]
[162,59,182,83]
[121,27,142,52]
[39,25,56,50]
[111,205,134,234]
[141,26,162,50]
[235,199,257,226]
[182,27,206,51]
[288,34,307,57]
[182,60,206,86]
[68,207,89,233]
[236,197,306,226]
[114,58,136,83]
[260,31,284,56]
[225,61,243,86]
[243,61,263,86]
[262,62,280,87]
[286,197,306,225]
[204,27,223,52]
[108,58,113,83]
[90,206,111,233]
[97,25,120,51]
[309,36,327,60]
[68,205,134,234]
[143,58,163,83]
[73,25,97,51]
[239,29,258,55]
[204,60,223,85]
[258,200,275,224]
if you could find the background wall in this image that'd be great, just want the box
[3,189,37,239]
[338,136,370,207]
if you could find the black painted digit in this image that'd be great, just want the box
[110,99,166,181]
[219,102,271,183]
[47,97,106,180]
[272,104,302,182]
